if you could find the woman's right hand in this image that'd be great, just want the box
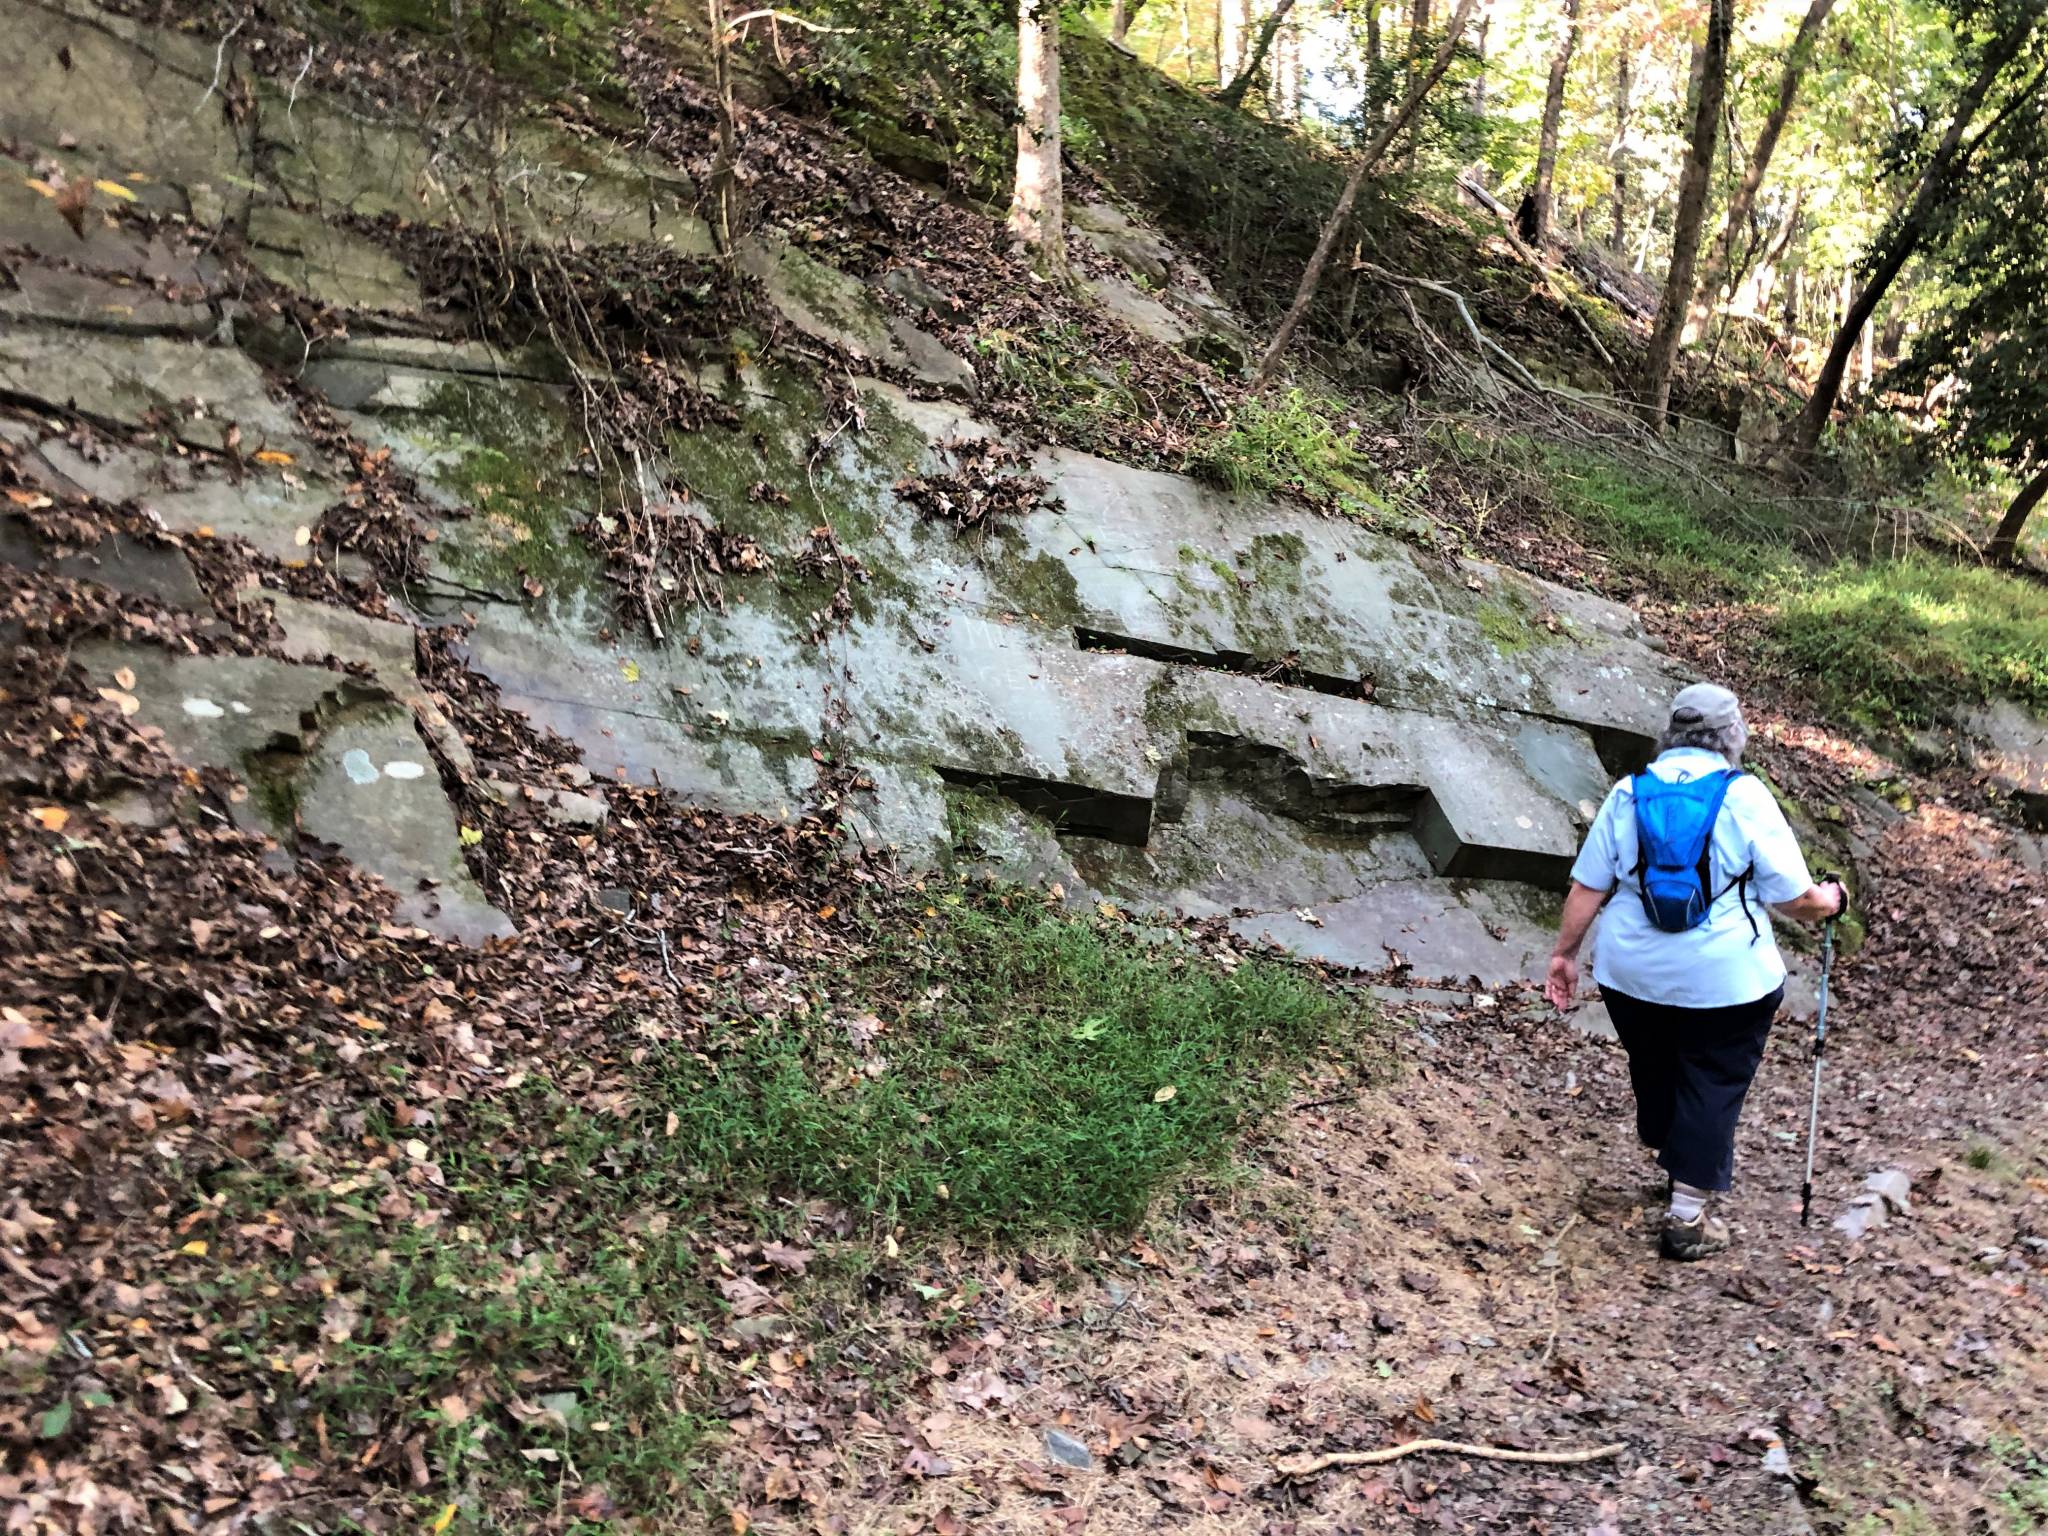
[1546,951,1579,1013]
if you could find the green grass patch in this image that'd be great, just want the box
[661,891,1371,1242]
[157,892,1367,1528]
[1509,440,2048,732]
[1183,389,1375,508]
[978,321,1149,450]
[1772,558,2048,730]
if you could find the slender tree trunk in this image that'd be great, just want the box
[1986,463,2048,564]
[1364,1,1383,122]
[1736,182,1802,313]
[1009,0,1066,277]
[1517,0,1581,248]
[1275,12,1303,119]
[1637,0,1731,431]
[1258,0,1478,380]
[1110,0,1147,47]
[1471,10,1490,115]
[1610,45,1632,250]
[1401,0,1432,170]
[1787,16,2035,459]
[707,0,738,257]
[1219,0,1250,87]
[1685,0,1836,341]
[1219,0,1299,108]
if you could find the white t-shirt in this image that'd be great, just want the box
[1570,748,1813,1009]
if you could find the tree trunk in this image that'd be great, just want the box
[1736,181,1802,313]
[1471,10,1490,115]
[1517,0,1582,248]
[707,0,738,256]
[1008,0,1066,277]
[1401,0,1432,170]
[1219,0,1250,87]
[1986,463,2048,564]
[1786,20,2036,458]
[1275,12,1303,119]
[1218,0,1299,109]
[1637,0,1731,431]
[1685,0,1836,342]
[1258,0,1478,381]
[1110,0,1147,47]
[1610,46,1632,250]
[1364,2,1383,122]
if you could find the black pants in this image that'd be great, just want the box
[1603,985,1784,1193]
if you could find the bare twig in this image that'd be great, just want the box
[190,14,248,121]
[724,7,856,34]
[1457,174,1617,370]
[1275,1438,1626,1479]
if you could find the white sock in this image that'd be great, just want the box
[1668,1183,1709,1223]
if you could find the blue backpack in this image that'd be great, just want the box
[1631,768,1754,934]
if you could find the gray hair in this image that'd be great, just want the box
[1657,717,1749,762]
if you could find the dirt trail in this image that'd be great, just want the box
[726,802,2048,1535]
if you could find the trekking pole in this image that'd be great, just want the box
[1799,916,1836,1228]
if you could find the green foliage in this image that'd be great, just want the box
[979,321,1148,449]
[325,0,627,104]
[182,1097,719,1530]
[1773,558,2048,729]
[792,0,1019,195]
[1183,389,1370,505]
[163,892,1362,1526]
[1519,441,2048,731]
[1537,443,1791,596]
[661,892,1368,1241]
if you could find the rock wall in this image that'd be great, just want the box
[4,0,1877,991]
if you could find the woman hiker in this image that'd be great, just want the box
[1547,683,1849,1261]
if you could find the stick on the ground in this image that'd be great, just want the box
[1275,1438,1626,1478]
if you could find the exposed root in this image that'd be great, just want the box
[1274,1437,1628,1478]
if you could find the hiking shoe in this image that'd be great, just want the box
[1660,1211,1731,1261]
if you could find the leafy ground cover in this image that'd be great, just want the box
[1460,436,2048,733]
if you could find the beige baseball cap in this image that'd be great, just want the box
[1668,682,1742,729]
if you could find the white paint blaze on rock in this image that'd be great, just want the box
[341,749,381,785]
[182,697,224,719]
[383,760,427,780]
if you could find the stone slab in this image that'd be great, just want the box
[72,641,508,943]
[739,234,976,397]
[1965,698,2048,828]
[3,0,246,199]
[0,264,214,335]
[23,431,337,565]
[246,205,425,315]
[0,330,316,459]
[0,508,210,610]
[267,96,715,257]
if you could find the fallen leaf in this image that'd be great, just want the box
[93,178,138,202]
[52,176,91,237]
[254,449,295,465]
[760,1242,814,1276]
[97,687,140,717]
[1153,1085,1178,1103]
[179,1240,208,1257]
[114,666,136,689]
[430,1504,458,1534]
[28,806,69,832]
